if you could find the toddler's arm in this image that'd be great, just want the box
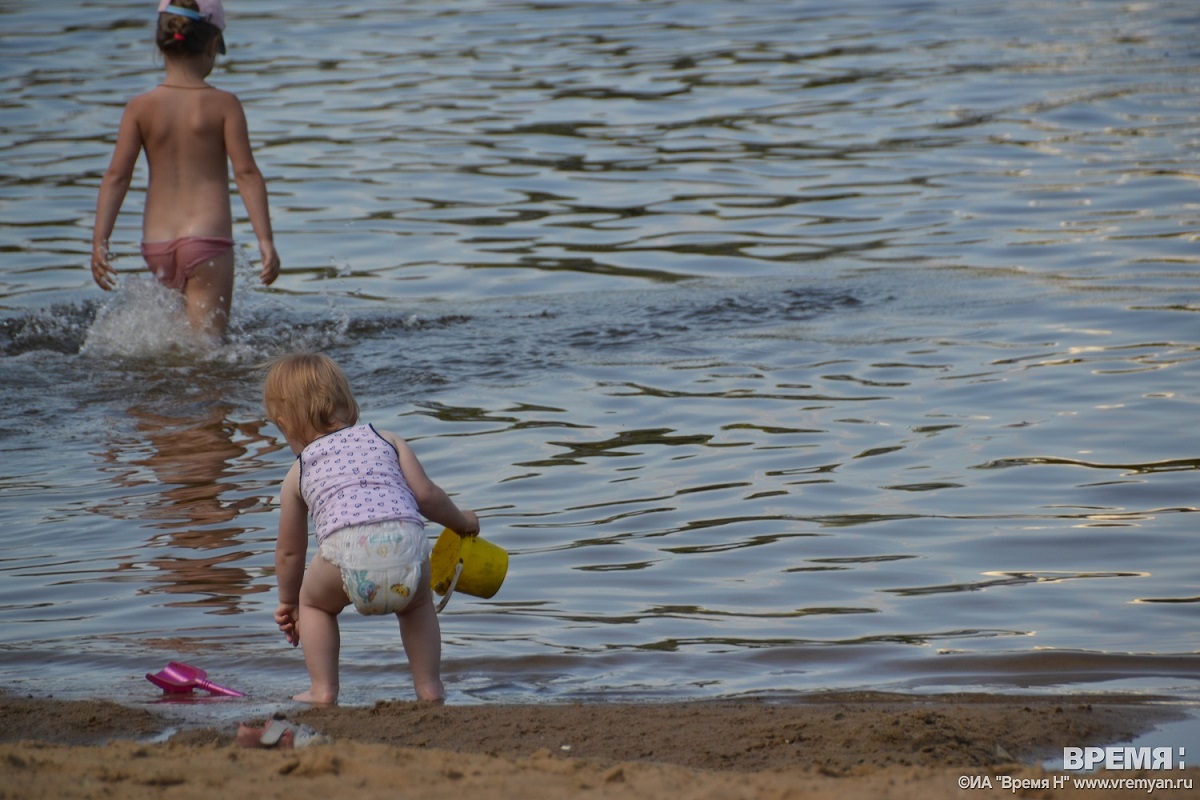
[274,463,308,646]
[383,430,480,537]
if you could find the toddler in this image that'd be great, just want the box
[263,352,479,704]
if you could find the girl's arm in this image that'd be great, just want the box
[223,94,280,286]
[382,430,480,537]
[91,100,144,290]
[274,462,308,646]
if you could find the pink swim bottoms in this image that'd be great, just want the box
[140,236,234,290]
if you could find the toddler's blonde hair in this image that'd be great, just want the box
[263,352,360,444]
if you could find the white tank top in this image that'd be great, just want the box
[299,423,424,543]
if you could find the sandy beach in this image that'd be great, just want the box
[3,691,1196,799]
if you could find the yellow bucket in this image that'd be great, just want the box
[430,528,508,600]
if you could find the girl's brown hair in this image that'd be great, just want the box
[263,353,360,446]
[157,0,224,56]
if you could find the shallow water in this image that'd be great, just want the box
[1,0,1198,719]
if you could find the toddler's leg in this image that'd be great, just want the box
[397,560,444,703]
[296,553,349,704]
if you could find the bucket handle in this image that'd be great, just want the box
[435,561,464,614]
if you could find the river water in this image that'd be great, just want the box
[1,0,1198,718]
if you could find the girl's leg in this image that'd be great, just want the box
[296,553,349,704]
[397,560,444,703]
[183,249,235,339]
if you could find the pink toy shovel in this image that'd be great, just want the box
[146,661,245,697]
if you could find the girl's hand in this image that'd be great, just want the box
[259,241,280,285]
[91,242,117,291]
[275,603,299,646]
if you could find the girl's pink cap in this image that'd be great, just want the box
[157,0,225,31]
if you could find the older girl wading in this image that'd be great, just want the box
[91,0,280,339]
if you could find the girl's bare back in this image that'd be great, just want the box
[132,85,249,241]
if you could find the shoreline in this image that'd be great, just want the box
[4,690,1198,798]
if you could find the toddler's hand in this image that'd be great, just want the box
[457,510,480,537]
[275,603,299,647]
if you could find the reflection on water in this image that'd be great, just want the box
[0,0,1199,708]
[90,399,281,616]
[117,404,253,528]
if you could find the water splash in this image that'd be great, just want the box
[80,276,209,361]
[70,268,356,366]
[0,301,99,356]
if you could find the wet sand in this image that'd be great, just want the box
[2,691,1196,799]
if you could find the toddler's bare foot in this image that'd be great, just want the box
[293,688,337,705]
